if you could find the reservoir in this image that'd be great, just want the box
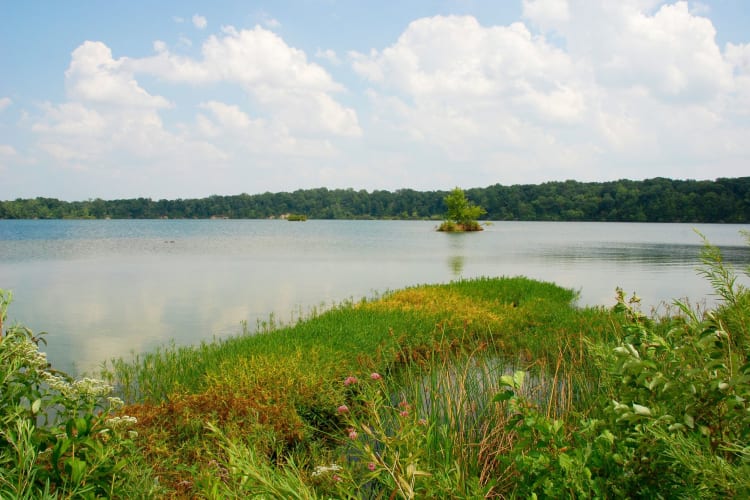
[1,219,748,375]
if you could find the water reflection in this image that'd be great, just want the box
[445,233,466,277]
[1,220,748,376]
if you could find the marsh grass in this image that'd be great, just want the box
[99,276,612,495]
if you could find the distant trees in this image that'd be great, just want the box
[1,177,749,223]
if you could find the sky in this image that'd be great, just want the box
[1,1,749,201]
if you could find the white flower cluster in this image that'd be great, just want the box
[41,371,73,397]
[107,396,125,410]
[311,464,342,477]
[72,377,113,398]
[105,415,138,429]
[12,338,49,371]
[38,371,114,403]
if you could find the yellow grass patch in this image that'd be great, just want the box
[363,287,519,331]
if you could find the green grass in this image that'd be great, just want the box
[96,276,618,496]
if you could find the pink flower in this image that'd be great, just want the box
[399,410,409,417]
[348,428,358,440]
[418,418,428,426]
[368,462,376,471]
[337,405,349,414]
[332,474,342,482]
[344,376,358,386]
[370,372,382,380]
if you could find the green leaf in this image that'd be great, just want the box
[31,398,42,414]
[632,403,652,416]
[493,390,515,403]
[684,414,695,429]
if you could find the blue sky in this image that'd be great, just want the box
[1,1,749,200]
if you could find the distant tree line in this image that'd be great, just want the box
[1,177,749,223]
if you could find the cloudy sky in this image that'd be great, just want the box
[1,1,748,200]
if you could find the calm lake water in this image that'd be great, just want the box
[1,219,749,375]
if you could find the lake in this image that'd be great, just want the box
[1,219,748,376]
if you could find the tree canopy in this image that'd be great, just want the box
[1,177,749,223]
[439,187,486,231]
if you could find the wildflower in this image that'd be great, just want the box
[337,404,349,414]
[312,464,342,477]
[370,372,382,380]
[368,462,376,471]
[418,418,428,426]
[332,474,342,482]
[344,376,358,386]
[400,410,409,417]
[398,400,410,409]
[348,428,358,440]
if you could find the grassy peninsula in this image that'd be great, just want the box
[2,237,749,498]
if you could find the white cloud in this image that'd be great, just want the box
[351,15,586,152]
[522,0,570,31]
[172,16,185,24]
[0,144,17,156]
[0,97,11,111]
[128,25,361,137]
[192,14,207,30]
[316,48,341,66]
[349,7,749,184]
[66,41,171,108]
[28,42,223,178]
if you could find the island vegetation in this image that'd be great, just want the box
[437,187,486,232]
[1,235,749,498]
[1,176,749,222]
[285,213,308,221]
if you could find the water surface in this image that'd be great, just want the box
[1,220,748,375]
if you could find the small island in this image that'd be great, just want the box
[285,213,308,221]
[437,187,486,232]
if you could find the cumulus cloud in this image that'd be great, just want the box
[13,2,750,197]
[65,41,171,108]
[349,5,749,183]
[192,14,207,30]
[128,25,361,137]
[28,41,224,180]
[351,14,587,160]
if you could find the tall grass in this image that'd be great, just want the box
[105,276,623,496]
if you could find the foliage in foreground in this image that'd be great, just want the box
[0,290,160,498]
[186,236,749,499]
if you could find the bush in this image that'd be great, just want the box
[493,236,750,498]
[0,290,158,498]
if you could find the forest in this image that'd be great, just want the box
[1,176,749,223]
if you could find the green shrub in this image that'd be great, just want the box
[492,236,750,498]
[0,289,158,498]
